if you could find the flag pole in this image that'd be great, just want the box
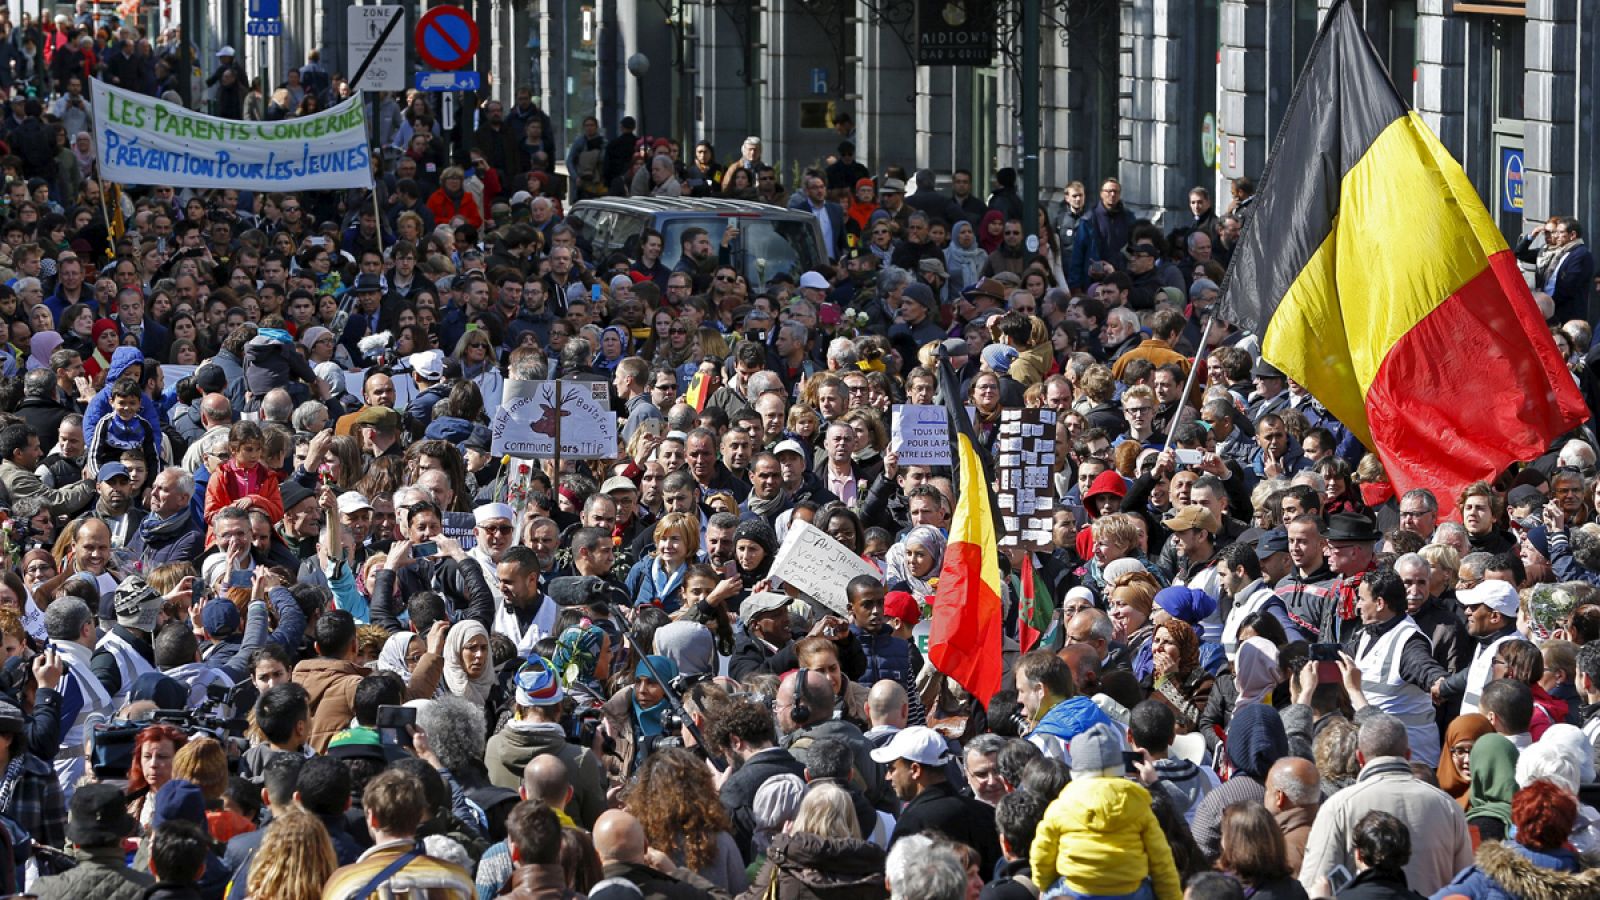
[1160,316,1215,454]
[95,180,116,262]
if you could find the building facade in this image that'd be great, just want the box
[242,0,1591,237]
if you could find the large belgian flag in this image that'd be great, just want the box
[1220,0,1586,508]
[928,353,1004,706]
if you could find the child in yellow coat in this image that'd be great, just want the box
[1029,722,1182,900]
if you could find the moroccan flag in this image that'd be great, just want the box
[1219,0,1586,514]
[928,354,1004,706]
[1015,554,1054,653]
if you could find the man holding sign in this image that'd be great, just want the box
[728,590,866,684]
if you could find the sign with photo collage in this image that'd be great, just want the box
[995,408,1056,547]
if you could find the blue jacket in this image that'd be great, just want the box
[851,623,912,687]
[624,557,686,613]
[1031,695,1115,744]
[81,347,162,458]
[1433,841,1591,900]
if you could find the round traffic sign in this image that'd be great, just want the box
[415,6,478,71]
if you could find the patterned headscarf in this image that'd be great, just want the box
[553,622,606,688]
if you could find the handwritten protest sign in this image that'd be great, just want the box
[889,404,952,466]
[769,521,882,617]
[92,78,373,190]
[995,409,1057,547]
[491,379,617,458]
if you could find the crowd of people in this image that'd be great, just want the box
[0,13,1589,897]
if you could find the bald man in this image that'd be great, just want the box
[1266,756,1321,873]
[592,809,724,898]
[1057,643,1103,698]
[865,679,908,748]
[522,754,574,827]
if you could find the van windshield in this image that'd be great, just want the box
[658,218,822,286]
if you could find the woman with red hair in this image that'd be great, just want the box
[125,722,187,829]
[1435,779,1600,897]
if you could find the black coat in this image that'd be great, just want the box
[1334,868,1427,900]
[14,396,70,444]
[719,746,807,862]
[890,781,1002,875]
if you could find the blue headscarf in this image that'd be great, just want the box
[632,654,680,738]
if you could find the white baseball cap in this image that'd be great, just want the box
[799,271,829,291]
[1457,579,1520,617]
[335,491,373,515]
[410,349,445,380]
[869,725,950,767]
[773,439,808,459]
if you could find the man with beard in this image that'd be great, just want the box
[469,502,517,605]
[1436,579,1524,716]
[685,427,747,501]
[494,546,558,656]
[742,452,790,526]
[712,695,807,861]
[981,218,1044,278]
[87,462,145,550]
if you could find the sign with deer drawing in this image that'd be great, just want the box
[490,379,618,459]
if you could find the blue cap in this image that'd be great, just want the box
[634,654,679,684]
[1255,527,1289,559]
[152,779,207,828]
[201,599,241,637]
[96,462,129,483]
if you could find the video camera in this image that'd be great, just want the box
[87,683,251,780]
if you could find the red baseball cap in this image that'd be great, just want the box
[884,591,921,626]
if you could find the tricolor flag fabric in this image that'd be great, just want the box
[1219,0,1586,512]
[928,354,1004,706]
[1015,553,1054,654]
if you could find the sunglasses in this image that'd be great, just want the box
[714,275,737,283]
[480,524,513,535]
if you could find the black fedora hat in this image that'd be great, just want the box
[1325,512,1382,543]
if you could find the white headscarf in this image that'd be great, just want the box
[1234,637,1280,706]
[885,525,946,600]
[442,620,496,708]
[376,632,417,684]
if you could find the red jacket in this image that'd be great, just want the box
[427,188,482,227]
[203,460,283,523]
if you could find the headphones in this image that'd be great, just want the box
[791,668,811,723]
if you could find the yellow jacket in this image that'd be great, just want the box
[1029,776,1181,900]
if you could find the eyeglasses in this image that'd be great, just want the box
[669,327,688,335]
[480,524,513,535]
[654,382,676,392]
[282,205,300,212]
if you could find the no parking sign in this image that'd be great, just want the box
[415,6,479,71]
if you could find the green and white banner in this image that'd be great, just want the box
[91,78,374,191]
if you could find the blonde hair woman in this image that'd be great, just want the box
[246,810,338,900]
[789,782,859,840]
